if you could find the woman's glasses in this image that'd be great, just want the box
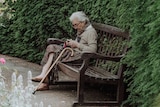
[72,22,81,27]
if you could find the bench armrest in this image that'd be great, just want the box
[81,52,124,62]
[47,38,64,45]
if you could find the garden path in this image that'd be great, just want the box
[0,54,76,107]
[0,54,111,107]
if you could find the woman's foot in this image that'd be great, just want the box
[36,83,49,91]
[32,76,49,83]
[32,76,43,82]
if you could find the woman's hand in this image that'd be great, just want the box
[65,39,79,48]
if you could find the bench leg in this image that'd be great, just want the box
[72,101,119,107]
[77,74,85,104]
[117,81,125,105]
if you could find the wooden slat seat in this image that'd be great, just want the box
[85,67,119,80]
[58,62,119,80]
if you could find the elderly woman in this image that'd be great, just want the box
[32,11,98,91]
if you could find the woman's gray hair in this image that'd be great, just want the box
[69,11,90,23]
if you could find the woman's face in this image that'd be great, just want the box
[72,18,85,32]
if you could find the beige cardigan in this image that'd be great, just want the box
[75,25,98,53]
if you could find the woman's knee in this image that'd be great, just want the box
[46,45,54,51]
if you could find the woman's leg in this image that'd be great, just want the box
[39,53,54,77]
[32,53,55,91]
[32,44,62,82]
[32,53,54,81]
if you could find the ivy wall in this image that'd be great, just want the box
[0,0,160,107]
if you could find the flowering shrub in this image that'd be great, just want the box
[0,58,5,64]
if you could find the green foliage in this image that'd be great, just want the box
[0,0,76,63]
[0,0,160,107]
[153,94,160,107]
[122,0,160,107]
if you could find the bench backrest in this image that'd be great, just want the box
[92,22,129,77]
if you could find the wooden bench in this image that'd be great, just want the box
[49,22,129,107]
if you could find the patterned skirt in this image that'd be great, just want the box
[41,44,82,66]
